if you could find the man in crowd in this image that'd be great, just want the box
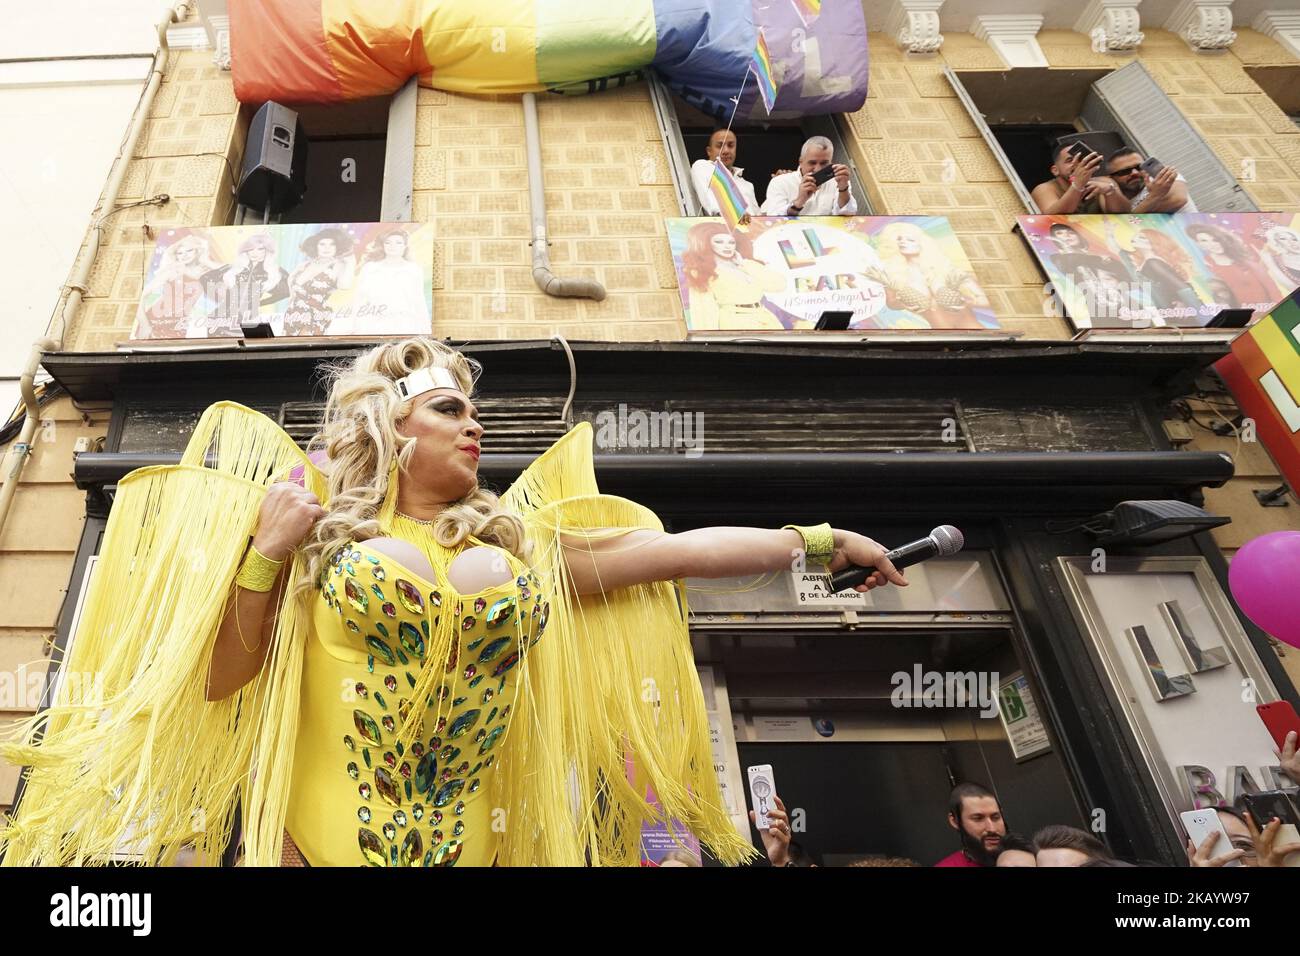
[935,782,1006,867]
[1105,147,1198,213]
[1033,825,1114,866]
[690,128,760,222]
[761,135,857,217]
[1031,142,1126,215]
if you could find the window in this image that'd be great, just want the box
[947,63,1259,214]
[234,79,416,225]
[1081,62,1256,214]
[945,66,1110,212]
[1243,65,1300,130]
[648,71,870,216]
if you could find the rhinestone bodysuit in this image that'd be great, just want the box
[285,534,546,867]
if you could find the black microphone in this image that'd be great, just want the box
[828,525,965,592]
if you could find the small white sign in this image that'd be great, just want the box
[792,572,866,606]
[997,672,1051,761]
[752,715,812,741]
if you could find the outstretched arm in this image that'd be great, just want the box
[560,526,908,596]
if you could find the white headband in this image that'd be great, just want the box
[394,366,465,402]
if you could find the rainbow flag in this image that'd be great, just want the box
[227,1,868,121]
[750,28,778,114]
[792,0,822,26]
[708,160,748,231]
[1214,290,1300,494]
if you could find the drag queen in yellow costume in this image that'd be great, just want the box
[0,338,904,867]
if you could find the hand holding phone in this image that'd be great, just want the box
[1257,701,1300,753]
[1242,790,1300,827]
[747,764,777,830]
[1181,809,1243,867]
[1139,156,1166,178]
[1242,790,1300,867]
[811,165,836,187]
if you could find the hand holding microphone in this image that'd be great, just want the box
[828,525,965,593]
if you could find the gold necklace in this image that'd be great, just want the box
[395,510,438,526]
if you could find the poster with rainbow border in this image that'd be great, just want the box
[1018,213,1300,331]
[666,216,1000,333]
[131,222,434,340]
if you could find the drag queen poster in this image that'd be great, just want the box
[132,222,434,340]
[666,216,1000,332]
[1018,212,1299,331]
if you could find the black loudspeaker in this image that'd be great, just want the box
[237,101,308,215]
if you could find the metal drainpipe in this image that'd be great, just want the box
[0,3,184,538]
[522,93,605,301]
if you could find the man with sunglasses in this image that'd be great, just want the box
[1105,147,1197,213]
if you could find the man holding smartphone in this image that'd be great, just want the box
[761,135,857,217]
[1031,141,1126,215]
[1105,147,1197,213]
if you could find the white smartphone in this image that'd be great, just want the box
[747,764,776,830]
[1180,808,1241,866]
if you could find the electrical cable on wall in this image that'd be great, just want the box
[0,382,65,448]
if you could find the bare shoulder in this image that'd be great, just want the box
[1030,180,1060,205]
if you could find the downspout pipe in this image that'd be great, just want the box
[522,92,605,301]
[0,3,184,537]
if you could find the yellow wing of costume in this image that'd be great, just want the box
[0,402,753,867]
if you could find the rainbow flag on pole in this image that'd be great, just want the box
[791,0,822,26]
[750,28,778,114]
[708,160,748,231]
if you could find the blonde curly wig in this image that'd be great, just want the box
[295,338,528,597]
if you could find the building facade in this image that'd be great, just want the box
[3,1,1300,864]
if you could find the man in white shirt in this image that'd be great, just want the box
[761,135,857,217]
[1105,148,1198,213]
[690,129,759,221]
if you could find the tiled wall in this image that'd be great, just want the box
[0,397,109,810]
[61,32,1300,350]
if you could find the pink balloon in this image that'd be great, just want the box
[1228,531,1300,649]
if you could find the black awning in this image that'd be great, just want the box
[74,448,1233,518]
[43,337,1231,403]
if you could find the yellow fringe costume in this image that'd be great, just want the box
[0,402,754,867]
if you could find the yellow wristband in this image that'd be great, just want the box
[235,542,285,592]
[783,523,835,565]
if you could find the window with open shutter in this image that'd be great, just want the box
[1081,61,1257,214]
[943,66,1039,213]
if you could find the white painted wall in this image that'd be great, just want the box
[0,1,171,59]
[0,1,170,419]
